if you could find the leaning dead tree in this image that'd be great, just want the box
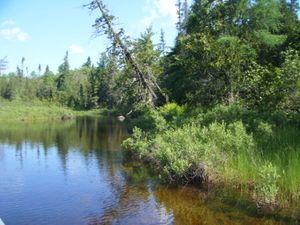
[86,0,166,105]
[0,56,8,76]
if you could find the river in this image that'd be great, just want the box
[0,116,298,225]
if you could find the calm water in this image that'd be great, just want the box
[0,117,298,225]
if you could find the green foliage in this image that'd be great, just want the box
[256,122,274,138]
[124,119,255,182]
[130,108,167,132]
[241,50,300,110]
[162,0,300,110]
[0,53,115,110]
[255,162,280,204]
[122,127,149,159]
[123,103,300,206]
[279,49,300,111]
[254,30,286,47]
[159,103,186,122]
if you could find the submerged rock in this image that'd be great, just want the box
[118,115,125,122]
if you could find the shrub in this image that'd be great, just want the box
[122,127,149,159]
[254,122,274,146]
[159,103,186,122]
[200,104,248,126]
[130,109,167,132]
[255,162,280,204]
[123,120,255,183]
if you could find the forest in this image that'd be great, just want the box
[1,0,300,212]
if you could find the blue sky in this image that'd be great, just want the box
[0,0,183,74]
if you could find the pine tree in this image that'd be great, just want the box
[38,64,42,76]
[58,51,70,74]
[45,65,50,75]
[83,56,92,68]
[21,57,25,77]
[159,29,167,56]
[176,0,183,33]
[57,51,70,91]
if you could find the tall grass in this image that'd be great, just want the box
[256,126,300,205]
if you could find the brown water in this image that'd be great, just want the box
[0,116,298,225]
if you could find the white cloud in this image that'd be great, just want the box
[140,0,193,27]
[16,32,30,41]
[153,0,178,22]
[1,19,16,26]
[69,45,84,54]
[141,0,178,27]
[0,20,30,41]
[0,27,30,41]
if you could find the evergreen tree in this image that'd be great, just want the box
[38,64,42,76]
[159,29,167,56]
[83,56,92,68]
[57,51,70,91]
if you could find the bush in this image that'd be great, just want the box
[123,120,255,183]
[159,103,186,122]
[254,122,274,145]
[122,127,149,159]
[129,108,167,132]
[255,162,280,204]
[201,104,248,125]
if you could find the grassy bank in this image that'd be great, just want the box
[0,99,102,122]
[122,103,300,210]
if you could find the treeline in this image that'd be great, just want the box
[0,27,164,110]
[1,0,300,113]
[0,52,114,109]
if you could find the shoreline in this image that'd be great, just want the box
[0,99,106,122]
[122,103,300,214]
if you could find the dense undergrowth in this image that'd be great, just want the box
[122,103,300,209]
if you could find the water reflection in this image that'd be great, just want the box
[0,117,298,225]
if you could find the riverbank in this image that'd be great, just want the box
[0,99,104,122]
[2,116,295,225]
[122,103,300,212]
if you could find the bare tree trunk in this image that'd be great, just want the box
[88,0,167,105]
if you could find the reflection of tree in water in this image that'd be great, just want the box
[53,117,129,177]
[85,163,170,225]
[0,117,170,224]
[0,146,5,161]
[86,183,152,225]
[15,142,24,168]
[55,133,69,171]
[0,117,128,173]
